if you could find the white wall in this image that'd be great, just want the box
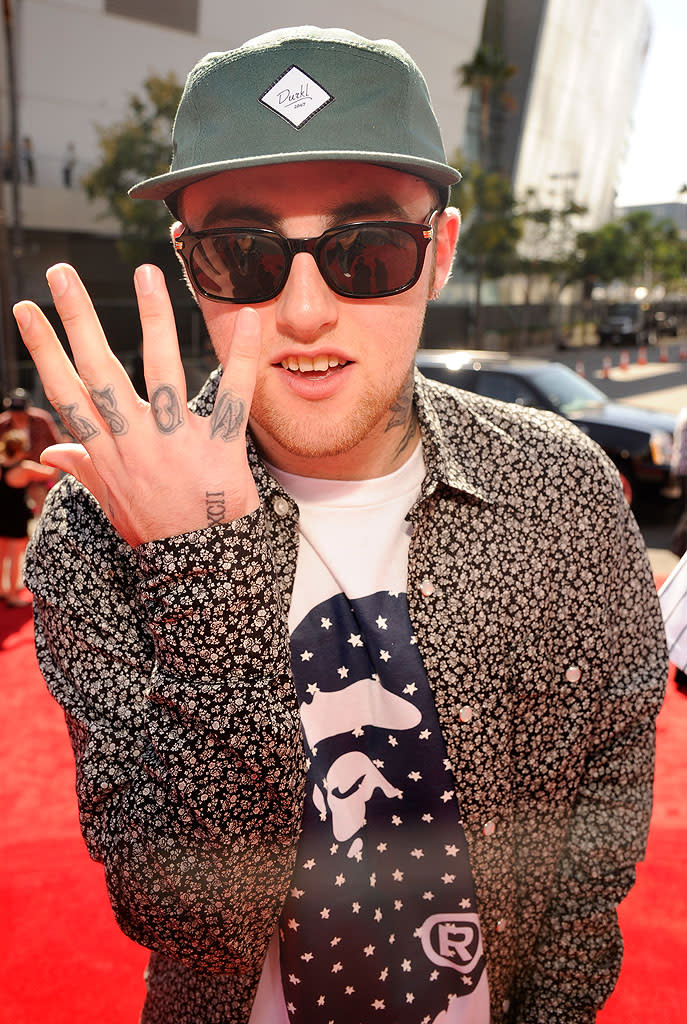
[3,0,485,188]
[514,0,650,228]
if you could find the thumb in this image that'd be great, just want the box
[211,307,261,442]
[41,443,111,510]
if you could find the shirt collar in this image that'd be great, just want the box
[413,370,498,505]
[191,367,502,507]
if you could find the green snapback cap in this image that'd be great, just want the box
[129,25,461,205]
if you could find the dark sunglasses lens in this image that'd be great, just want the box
[190,232,287,301]
[322,225,420,297]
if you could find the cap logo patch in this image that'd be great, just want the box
[260,65,333,129]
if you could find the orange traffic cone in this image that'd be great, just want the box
[601,356,612,378]
[637,346,648,366]
[659,346,669,363]
[619,350,630,370]
[679,345,687,362]
[575,360,585,378]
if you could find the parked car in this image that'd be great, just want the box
[416,349,676,506]
[651,310,679,337]
[596,302,650,346]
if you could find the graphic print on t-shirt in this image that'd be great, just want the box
[279,587,488,1022]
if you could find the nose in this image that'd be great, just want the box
[275,252,339,341]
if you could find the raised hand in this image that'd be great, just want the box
[13,263,261,547]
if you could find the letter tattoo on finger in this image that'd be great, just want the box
[90,384,128,435]
[56,403,100,443]
[151,384,184,434]
[209,390,246,442]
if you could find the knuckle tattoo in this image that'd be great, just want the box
[90,384,129,435]
[56,402,100,443]
[151,384,184,434]
[209,390,246,442]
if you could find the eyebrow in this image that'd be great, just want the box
[197,195,411,231]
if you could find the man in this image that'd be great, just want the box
[14,26,666,1024]
[0,388,62,464]
[0,388,62,516]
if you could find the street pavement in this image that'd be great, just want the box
[537,336,687,415]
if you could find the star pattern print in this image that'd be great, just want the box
[22,369,668,1024]
[279,590,486,1020]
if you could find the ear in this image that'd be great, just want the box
[431,207,461,293]
[170,221,199,305]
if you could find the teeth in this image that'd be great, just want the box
[280,355,347,372]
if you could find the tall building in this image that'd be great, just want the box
[464,0,651,231]
[0,0,652,375]
[0,0,486,383]
[616,202,687,235]
[0,1,485,295]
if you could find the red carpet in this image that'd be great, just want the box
[1,592,685,1023]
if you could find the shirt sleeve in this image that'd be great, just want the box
[24,475,306,974]
[511,488,667,1023]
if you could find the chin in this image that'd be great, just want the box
[251,399,389,465]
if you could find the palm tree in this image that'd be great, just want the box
[456,44,517,344]
[457,44,516,170]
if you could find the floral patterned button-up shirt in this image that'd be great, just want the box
[25,371,667,1024]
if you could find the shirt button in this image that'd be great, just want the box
[502,998,511,1013]
[272,496,290,517]
[459,706,473,723]
[565,665,581,684]
[483,820,496,837]
[420,579,435,597]
[496,918,507,933]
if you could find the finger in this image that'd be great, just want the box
[209,307,261,443]
[40,442,91,475]
[13,301,106,446]
[46,265,134,400]
[134,264,189,435]
[41,444,120,526]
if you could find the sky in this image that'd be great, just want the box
[615,0,687,207]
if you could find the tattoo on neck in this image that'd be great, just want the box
[56,403,100,443]
[385,375,418,458]
[90,384,128,435]
[151,384,184,434]
[210,390,246,442]
[206,491,226,526]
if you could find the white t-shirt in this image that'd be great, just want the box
[250,445,489,1024]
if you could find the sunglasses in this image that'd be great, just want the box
[173,210,439,303]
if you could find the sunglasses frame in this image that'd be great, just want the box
[174,210,439,303]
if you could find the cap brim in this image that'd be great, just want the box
[129,150,461,202]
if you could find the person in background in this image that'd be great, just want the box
[0,389,62,518]
[0,431,55,606]
[669,404,687,692]
[2,138,13,181]
[63,142,77,188]
[21,136,35,185]
[13,26,667,1024]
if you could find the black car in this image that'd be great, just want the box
[651,311,679,337]
[416,349,676,506]
[596,302,650,346]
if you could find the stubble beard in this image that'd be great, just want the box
[249,358,417,462]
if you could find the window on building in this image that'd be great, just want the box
[105,0,199,35]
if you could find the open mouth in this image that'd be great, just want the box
[278,354,351,378]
